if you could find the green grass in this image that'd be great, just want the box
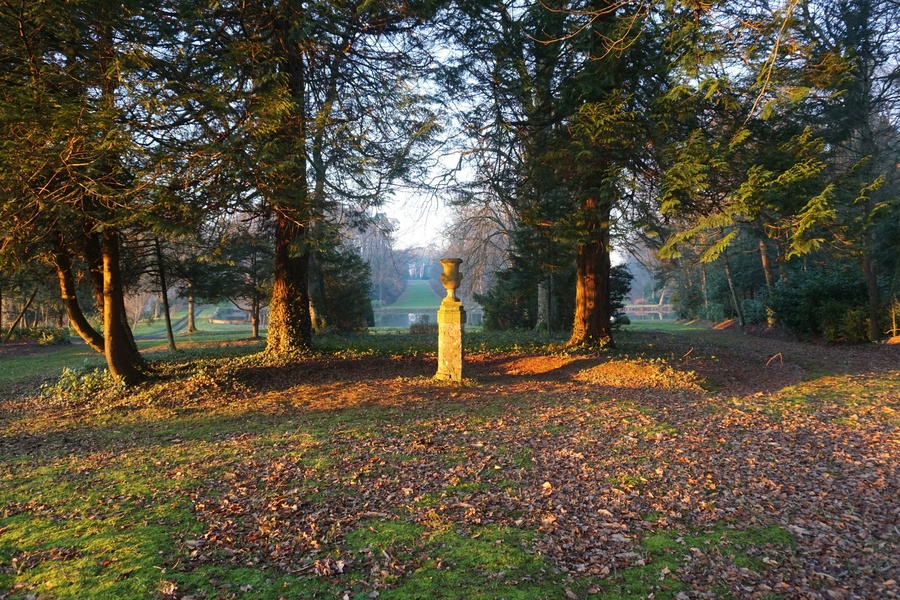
[0,447,202,599]
[385,280,443,310]
[0,344,101,385]
[342,521,589,599]
[624,319,705,332]
[597,525,794,599]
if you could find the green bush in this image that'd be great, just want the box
[839,307,870,343]
[40,364,124,406]
[409,322,439,335]
[741,299,767,325]
[770,269,870,340]
[476,268,537,331]
[8,326,71,345]
[698,302,727,323]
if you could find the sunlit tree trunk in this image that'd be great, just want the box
[308,251,328,333]
[102,230,143,384]
[266,210,312,354]
[263,4,312,356]
[53,237,104,353]
[759,238,775,297]
[569,196,613,347]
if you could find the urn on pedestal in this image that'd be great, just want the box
[435,258,466,382]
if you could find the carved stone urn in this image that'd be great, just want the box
[439,258,463,301]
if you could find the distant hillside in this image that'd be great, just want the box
[385,280,443,309]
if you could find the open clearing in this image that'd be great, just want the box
[1,327,898,599]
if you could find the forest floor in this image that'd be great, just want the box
[1,326,898,599]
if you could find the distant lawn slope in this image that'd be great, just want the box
[385,279,442,309]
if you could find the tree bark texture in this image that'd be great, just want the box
[79,223,106,313]
[187,293,197,333]
[155,237,177,352]
[759,238,775,297]
[3,289,36,342]
[251,297,261,339]
[569,197,613,347]
[536,278,550,332]
[266,210,312,354]
[102,229,143,384]
[723,251,745,327]
[264,7,312,355]
[308,252,328,332]
[53,238,104,353]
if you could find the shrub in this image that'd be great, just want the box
[40,364,124,406]
[612,314,630,328]
[838,307,870,343]
[698,302,727,323]
[37,328,71,346]
[770,269,870,340]
[409,322,439,335]
[741,299,767,325]
[7,326,71,345]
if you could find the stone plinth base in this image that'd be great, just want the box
[435,298,466,381]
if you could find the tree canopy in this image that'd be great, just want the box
[2,0,899,381]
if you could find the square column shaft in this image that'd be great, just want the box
[436,298,466,381]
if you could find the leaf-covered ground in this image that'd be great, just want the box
[1,328,898,599]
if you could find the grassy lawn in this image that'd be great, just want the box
[1,324,898,598]
[384,280,443,310]
[0,306,264,391]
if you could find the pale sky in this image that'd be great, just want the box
[385,192,452,251]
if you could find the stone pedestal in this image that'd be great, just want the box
[435,258,466,382]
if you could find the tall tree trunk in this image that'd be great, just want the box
[569,197,613,347]
[187,292,197,333]
[264,9,312,356]
[759,238,775,297]
[536,278,550,332]
[155,237,177,352]
[3,289,36,342]
[266,210,312,354]
[102,230,143,384]
[723,251,745,327]
[308,251,328,332]
[53,238,104,353]
[700,262,709,308]
[251,297,261,339]
[862,239,882,342]
[80,221,106,313]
